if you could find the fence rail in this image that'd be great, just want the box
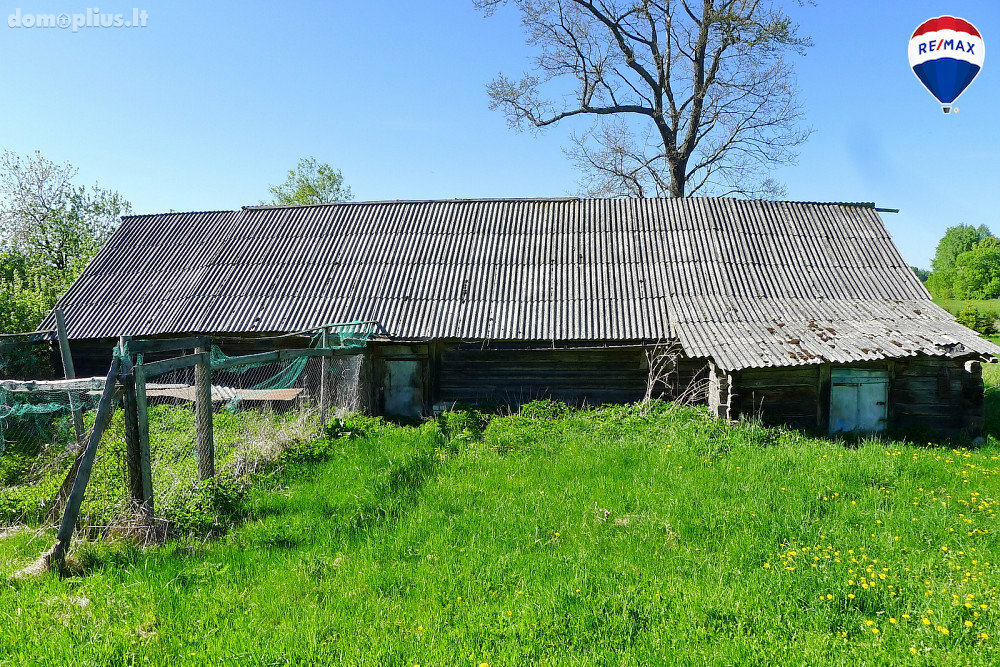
[7,321,374,571]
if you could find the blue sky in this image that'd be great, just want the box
[0,1,996,267]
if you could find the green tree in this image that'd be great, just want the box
[267,157,352,206]
[953,237,1000,300]
[0,150,130,333]
[926,224,992,297]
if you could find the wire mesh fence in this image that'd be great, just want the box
[0,325,373,560]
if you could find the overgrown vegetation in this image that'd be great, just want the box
[0,406,321,535]
[3,390,1000,663]
[0,150,130,334]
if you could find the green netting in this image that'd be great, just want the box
[205,322,375,411]
[1,322,372,531]
[0,382,101,457]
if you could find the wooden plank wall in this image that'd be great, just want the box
[730,365,824,429]
[892,356,984,438]
[436,343,654,408]
[728,355,986,437]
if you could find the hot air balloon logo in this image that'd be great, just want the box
[908,16,985,113]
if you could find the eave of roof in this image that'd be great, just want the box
[43,197,999,370]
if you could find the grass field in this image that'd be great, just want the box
[2,394,1000,665]
[934,299,1000,320]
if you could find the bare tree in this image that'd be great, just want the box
[479,0,812,198]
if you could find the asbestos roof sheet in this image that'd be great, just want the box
[44,197,1000,370]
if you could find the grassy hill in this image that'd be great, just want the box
[3,388,1000,664]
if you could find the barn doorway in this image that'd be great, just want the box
[382,359,424,419]
[829,368,889,433]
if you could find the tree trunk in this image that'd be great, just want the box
[669,157,687,197]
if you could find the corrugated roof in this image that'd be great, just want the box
[43,197,1000,370]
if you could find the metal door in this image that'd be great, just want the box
[829,368,888,433]
[383,360,423,418]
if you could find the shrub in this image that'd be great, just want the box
[956,304,998,335]
[162,474,249,536]
[519,399,572,420]
[438,409,489,439]
[326,414,389,440]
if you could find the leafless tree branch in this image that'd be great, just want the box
[479,0,813,198]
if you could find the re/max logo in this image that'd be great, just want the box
[918,39,977,55]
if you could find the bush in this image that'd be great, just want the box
[326,414,390,440]
[519,398,572,420]
[438,409,488,439]
[956,304,998,335]
[162,473,249,536]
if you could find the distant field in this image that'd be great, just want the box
[934,298,1000,319]
[3,397,1000,664]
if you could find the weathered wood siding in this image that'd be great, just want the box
[719,355,987,437]
[729,365,826,429]
[435,343,657,408]
[67,338,117,378]
[891,356,984,438]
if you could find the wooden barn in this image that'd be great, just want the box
[42,198,999,437]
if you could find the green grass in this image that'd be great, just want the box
[933,298,1000,319]
[3,401,1000,664]
[0,405,318,531]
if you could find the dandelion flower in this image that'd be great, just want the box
[922,618,931,626]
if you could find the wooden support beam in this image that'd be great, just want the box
[194,344,215,480]
[128,336,210,354]
[208,347,330,371]
[139,352,208,376]
[134,363,153,506]
[54,309,85,441]
[121,371,146,507]
[320,327,330,427]
[45,356,122,570]
[0,378,105,392]
[281,348,331,360]
[211,350,279,370]
[119,336,152,511]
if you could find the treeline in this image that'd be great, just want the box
[917,224,1000,336]
[923,224,1000,300]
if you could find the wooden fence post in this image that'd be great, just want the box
[120,338,142,505]
[45,355,121,570]
[120,337,153,512]
[195,343,214,480]
[134,361,154,506]
[320,326,330,427]
[54,309,84,441]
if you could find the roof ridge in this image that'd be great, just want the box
[241,197,884,212]
[124,209,239,219]
[243,197,584,211]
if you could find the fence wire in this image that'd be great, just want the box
[0,336,369,537]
